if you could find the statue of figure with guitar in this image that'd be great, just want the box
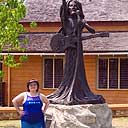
[48,0,109,105]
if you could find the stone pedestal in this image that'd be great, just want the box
[45,103,112,128]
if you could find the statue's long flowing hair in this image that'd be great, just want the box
[59,0,85,34]
[60,0,85,20]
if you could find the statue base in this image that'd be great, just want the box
[45,103,112,128]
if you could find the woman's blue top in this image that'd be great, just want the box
[21,94,45,125]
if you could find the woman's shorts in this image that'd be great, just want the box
[21,121,45,128]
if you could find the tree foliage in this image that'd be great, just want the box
[0,0,28,77]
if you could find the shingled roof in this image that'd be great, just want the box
[22,0,128,22]
[19,32,128,53]
[17,0,128,54]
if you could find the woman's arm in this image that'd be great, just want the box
[12,92,24,115]
[60,0,68,35]
[40,94,50,113]
[82,20,95,34]
[61,0,68,20]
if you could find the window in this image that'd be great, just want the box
[98,57,128,89]
[98,59,108,88]
[120,59,128,89]
[43,57,64,88]
[109,59,118,89]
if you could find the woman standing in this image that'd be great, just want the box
[12,79,49,128]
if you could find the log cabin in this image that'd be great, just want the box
[1,0,128,106]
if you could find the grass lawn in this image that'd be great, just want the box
[0,120,20,128]
[0,117,128,128]
[112,117,128,128]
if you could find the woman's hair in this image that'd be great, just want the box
[27,79,39,92]
[60,0,84,20]
[68,0,84,19]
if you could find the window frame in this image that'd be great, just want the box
[42,55,64,89]
[97,56,128,90]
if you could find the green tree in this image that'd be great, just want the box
[0,0,29,77]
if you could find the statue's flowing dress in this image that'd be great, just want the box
[47,16,105,105]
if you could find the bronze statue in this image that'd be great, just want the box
[48,0,108,105]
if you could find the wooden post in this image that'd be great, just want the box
[7,66,11,107]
